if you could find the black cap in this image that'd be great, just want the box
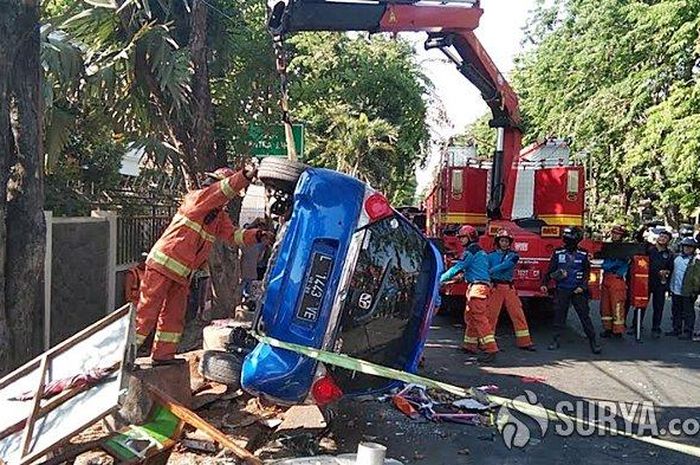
[680,237,698,248]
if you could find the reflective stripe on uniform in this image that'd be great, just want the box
[173,213,216,243]
[233,229,246,246]
[148,249,192,278]
[219,178,236,199]
[515,329,530,338]
[464,336,478,344]
[155,330,182,344]
[135,333,148,345]
[481,334,496,344]
[601,316,613,321]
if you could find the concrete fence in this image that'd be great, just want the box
[43,210,160,349]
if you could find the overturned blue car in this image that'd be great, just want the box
[202,158,442,406]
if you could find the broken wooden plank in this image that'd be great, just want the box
[19,354,49,458]
[145,384,263,465]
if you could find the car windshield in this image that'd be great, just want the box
[328,216,435,393]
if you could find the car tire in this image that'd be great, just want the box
[202,321,253,351]
[258,157,307,194]
[198,350,243,388]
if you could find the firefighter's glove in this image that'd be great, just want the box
[256,229,275,245]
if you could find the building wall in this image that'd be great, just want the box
[50,219,110,345]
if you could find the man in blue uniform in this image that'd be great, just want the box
[441,225,498,363]
[642,229,674,338]
[541,227,601,354]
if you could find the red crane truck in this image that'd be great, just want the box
[266,0,650,332]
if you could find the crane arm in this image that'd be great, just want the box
[267,0,522,219]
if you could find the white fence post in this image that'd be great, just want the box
[92,210,117,313]
[44,211,53,350]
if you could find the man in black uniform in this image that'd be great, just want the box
[638,229,674,338]
[541,227,602,354]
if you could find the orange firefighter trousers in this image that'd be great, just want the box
[601,274,627,334]
[463,284,499,354]
[135,265,190,360]
[487,283,533,347]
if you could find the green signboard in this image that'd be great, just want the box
[249,123,305,158]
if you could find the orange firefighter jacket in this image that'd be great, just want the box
[146,172,259,285]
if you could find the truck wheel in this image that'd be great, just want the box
[198,350,243,388]
[258,157,307,194]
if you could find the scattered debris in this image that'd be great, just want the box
[476,385,499,394]
[147,384,263,465]
[260,418,284,429]
[191,382,230,410]
[180,438,218,453]
[278,405,327,431]
[452,398,491,411]
[389,385,495,426]
[520,375,547,384]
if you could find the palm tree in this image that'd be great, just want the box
[324,109,399,191]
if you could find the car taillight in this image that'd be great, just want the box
[364,193,393,221]
[311,374,344,406]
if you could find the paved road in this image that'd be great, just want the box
[328,301,700,464]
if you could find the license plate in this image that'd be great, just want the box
[296,252,334,323]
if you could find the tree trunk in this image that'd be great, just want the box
[208,197,244,319]
[0,10,15,373]
[131,0,242,320]
[1,0,46,373]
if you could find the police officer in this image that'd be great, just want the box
[441,225,499,363]
[640,229,674,338]
[541,227,601,354]
[600,225,630,338]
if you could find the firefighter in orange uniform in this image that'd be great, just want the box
[600,225,630,338]
[136,166,272,365]
[440,225,498,363]
[486,229,536,351]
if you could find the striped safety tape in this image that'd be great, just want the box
[253,333,700,458]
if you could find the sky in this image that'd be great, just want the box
[412,0,538,190]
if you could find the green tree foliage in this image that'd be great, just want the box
[45,125,125,216]
[452,114,494,159]
[512,0,700,227]
[42,2,430,205]
[288,33,430,204]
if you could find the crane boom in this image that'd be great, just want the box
[267,0,522,219]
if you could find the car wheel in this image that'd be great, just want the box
[198,350,243,388]
[202,321,253,351]
[258,157,307,194]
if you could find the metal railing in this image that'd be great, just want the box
[116,213,174,266]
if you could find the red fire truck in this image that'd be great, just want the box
[424,139,607,307]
